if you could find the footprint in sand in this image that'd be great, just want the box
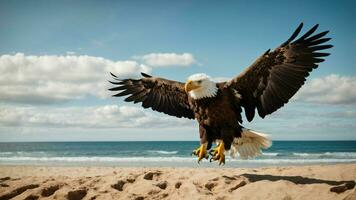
[193,182,212,195]
[126,177,136,183]
[111,180,126,191]
[160,193,169,198]
[24,194,39,200]
[134,196,144,200]
[0,177,10,188]
[41,184,62,197]
[205,182,217,191]
[210,177,219,181]
[66,188,87,200]
[155,181,168,190]
[0,177,10,182]
[130,193,145,200]
[147,189,160,195]
[175,182,182,189]
[143,171,162,180]
[0,184,39,200]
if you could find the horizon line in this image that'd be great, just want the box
[0,140,355,143]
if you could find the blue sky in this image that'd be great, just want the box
[0,0,355,141]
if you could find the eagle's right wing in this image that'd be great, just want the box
[109,72,195,119]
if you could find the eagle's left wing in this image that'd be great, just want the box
[226,23,332,122]
[109,72,195,119]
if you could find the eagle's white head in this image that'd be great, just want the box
[185,73,218,100]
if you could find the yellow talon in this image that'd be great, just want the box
[191,143,208,163]
[210,141,225,165]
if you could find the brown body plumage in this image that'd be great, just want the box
[189,85,243,151]
[109,23,332,164]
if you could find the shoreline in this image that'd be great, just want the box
[0,160,356,168]
[0,164,355,199]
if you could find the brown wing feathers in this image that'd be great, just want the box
[259,23,332,117]
[109,72,194,119]
[229,23,332,121]
[109,23,331,123]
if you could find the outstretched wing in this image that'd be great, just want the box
[226,23,333,121]
[109,72,195,119]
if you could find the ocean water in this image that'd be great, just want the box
[0,141,355,168]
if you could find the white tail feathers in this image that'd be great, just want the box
[230,128,272,159]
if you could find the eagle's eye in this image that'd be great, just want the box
[197,80,202,84]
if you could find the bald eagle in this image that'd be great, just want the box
[109,23,332,165]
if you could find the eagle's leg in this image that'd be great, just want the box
[191,124,209,163]
[191,143,209,163]
[209,141,225,165]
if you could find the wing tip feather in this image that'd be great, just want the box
[141,72,152,78]
[280,22,304,47]
[110,72,117,78]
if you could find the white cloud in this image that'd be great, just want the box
[136,53,196,67]
[294,74,356,104]
[0,53,151,104]
[0,105,193,129]
[211,76,231,82]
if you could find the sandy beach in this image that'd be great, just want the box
[0,164,354,200]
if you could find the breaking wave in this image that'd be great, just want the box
[262,152,356,159]
[0,155,356,164]
[146,150,178,155]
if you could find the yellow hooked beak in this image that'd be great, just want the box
[185,80,200,92]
